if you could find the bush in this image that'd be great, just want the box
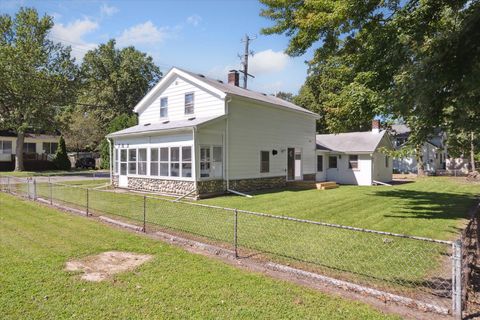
[53,136,71,170]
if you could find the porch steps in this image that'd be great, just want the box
[316,181,339,190]
[286,181,339,190]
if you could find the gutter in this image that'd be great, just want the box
[107,138,113,186]
[225,97,231,190]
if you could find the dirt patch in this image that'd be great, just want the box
[65,251,153,282]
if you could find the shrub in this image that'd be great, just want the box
[53,136,71,170]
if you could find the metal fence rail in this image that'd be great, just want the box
[0,176,465,318]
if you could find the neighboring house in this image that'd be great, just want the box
[315,120,394,186]
[0,130,60,171]
[390,124,447,173]
[107,68,319,198]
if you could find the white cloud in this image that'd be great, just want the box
[100,3,119,17]
[50,18,99,61]
[186,14,202,27]
[116,21,168,47]
[249,49,289,75]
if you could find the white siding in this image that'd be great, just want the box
[0,135,60,161]
[138,76,225,124]
[326,153,373,185]
[227,98,316,180]
[315,151,327,181]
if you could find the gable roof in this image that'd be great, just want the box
[390,124,444,148]
[134,67,318,118]
[316,131,388,153]
[106,115,224,138]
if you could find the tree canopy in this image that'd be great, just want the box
[0,7,77,170]
[260,0,480,145]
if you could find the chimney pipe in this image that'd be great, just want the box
[372,119,381,133]
[228,70,239,87]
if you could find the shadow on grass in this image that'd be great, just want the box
[372,189,477,220]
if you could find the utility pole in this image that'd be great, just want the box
[239,34,256,89]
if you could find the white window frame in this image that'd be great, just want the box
[184,92,194,115]
[317,155,323,172]
[160,97,168,118]
[120,149,127,175]
[348,155,359,170]
[0,140,13,155]
[128,149,137,175]
[138,148,147,175]
[150,148,159,176]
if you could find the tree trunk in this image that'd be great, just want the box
[15,132,25,171]
[416,145,425,176]
[471,131,476,172]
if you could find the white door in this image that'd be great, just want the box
[119,149,128,188]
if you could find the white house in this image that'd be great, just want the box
[0,130,60,170]
[107,68,319,198]
[391,124,447,174]
[315,120,394,186]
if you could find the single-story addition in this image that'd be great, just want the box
[107,67,320,198]
[315,120,394,186]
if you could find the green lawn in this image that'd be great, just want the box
[0,193,397,320]
[5,176,477,299]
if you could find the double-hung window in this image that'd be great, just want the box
[181,146,192,177]
[160,148,169,176]
[170,147,180,177]
[328,156,337,169]
[0,141,12,154]
[317,155,323,172]
[260,151,269,173]
[42,142,58,154]
[138,149,147,175]
[23,143,36,153]
[160,97,168,118]
[128,149,137,174]
[150,148,159,176]
[348,155,358,169]
[185,93,194,115]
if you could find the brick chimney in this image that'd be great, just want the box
[228,70,239,87]
[372,119,381,134]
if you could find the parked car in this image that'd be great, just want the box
[75,157,96,169]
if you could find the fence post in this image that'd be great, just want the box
[86,188,89,216]
[33,178,37,201]
[234,209,238,258]
[452,239,462,320]
[143,196,146,233]
[49,182,53,205]
[7,176,10,193]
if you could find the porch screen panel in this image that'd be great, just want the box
[120,149,127,175]
[181,146,192,177]
[170,147,180,177]
[160,147,169,176]
[138,148,147,175]
[150,148,159,176]
[200,147,211,177]
[212,146,223,178]
[128,149,137,174]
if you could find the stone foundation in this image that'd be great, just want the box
[112,175,119,187]
[197,180,226,197]
[127,177,195,196]
[228,176,286,192]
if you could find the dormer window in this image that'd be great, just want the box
[185,92,194,115]
[160,97,168,118]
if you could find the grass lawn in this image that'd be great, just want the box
[0,169,105,177]
[201,177,480,240]
[0,193,397,320]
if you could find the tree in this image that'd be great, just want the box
[274,91,294,102]
[260,0,480,145]
[0,8,77,171]
[78,40,161,131]
[53,136,71,170]
[100,113,137,169]
[62,108,104,153]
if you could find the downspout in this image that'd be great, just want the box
[225,97,232,190]
[193,127,198,197]
[107,138,113,186]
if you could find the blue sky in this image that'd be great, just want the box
[1,0,314,94]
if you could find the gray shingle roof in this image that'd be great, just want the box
[391,124,410,135]
[316,131,387,153]
[177,68,318,117]
[107,115,223,138]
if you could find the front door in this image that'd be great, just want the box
[294,149,302,180]
[119,149,128,188]
[287,148,295,180]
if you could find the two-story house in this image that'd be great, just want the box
[107,68,319,198]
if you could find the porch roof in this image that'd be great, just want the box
[106,115,224,138]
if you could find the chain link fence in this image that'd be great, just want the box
[0,176,467,318]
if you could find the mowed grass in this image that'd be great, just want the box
[201,177,480,240]
[0,193,397,320]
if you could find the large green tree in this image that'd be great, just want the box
[0,8,77,171]
[78,40,162,130]
[260,0,480,145]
